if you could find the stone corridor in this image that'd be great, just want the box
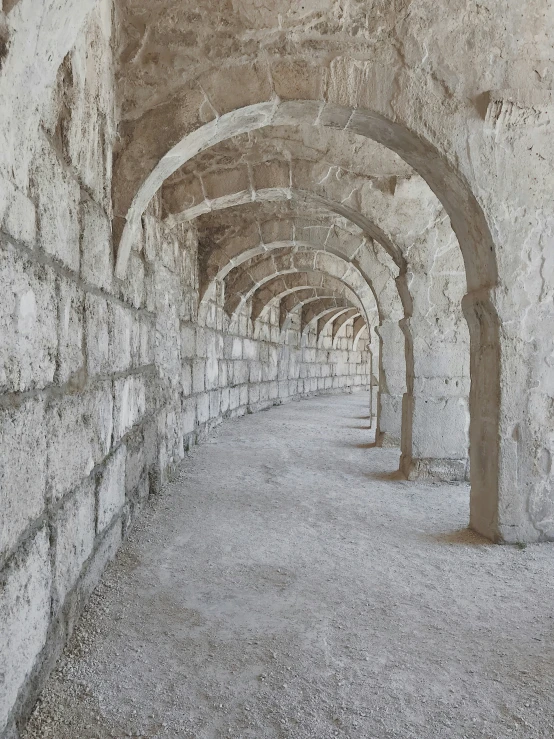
[22,394,554,739]
[3,0,554,734]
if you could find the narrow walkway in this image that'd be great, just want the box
[25,394,554,739]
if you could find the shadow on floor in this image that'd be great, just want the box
[366,469,405,482]
[353,441,378,449]
[428,528,493,546]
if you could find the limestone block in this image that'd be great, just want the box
[192,360,206,393]
[0,244,57,392]
[0,399,47,558]
[57,277,84,384]
[125,430,147,497]
[197,392,210,424]
[108,302,132,373]
[270,59,325,102]
[79,522,122,604]
[31,139,80,271]
[130,316,141,367]
[249,361,262,383]
[379,393,403,446]
[160,230,179,274]
[66,18,115,212]
[228,336,243,360]
[377,322,406,395]
[0,528,51,735]
[252,160,290,191]
[113,375,146,442]
[249,384,260,404]
[85,293,110,376]
[140,319,154,366]
[47,383,113,503]
[229,387,240,410]
[181,325,196,359]
[205,332,220,390]
[3,185,36,246]
[203,167,250,200]
[155,309,181,385]
[120,252,145,309]
[81,199,113,292]
[197,61,272,116]
[242,339,259,361]
[53,478,95,603]
[226,360,234,385]
[411,395,470,460]
[97,445,126,533]
[195,327,207,357]
[234,360,249,385]
[182,397,196,434]
[218,360,228,388]
[220,387,230,415]
[182,362,193,396]
[143,216,162,264]
[205,352,219,390]
[209,390,221,419]
[239,384,249,406]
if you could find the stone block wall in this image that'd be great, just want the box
[0,8,370,736]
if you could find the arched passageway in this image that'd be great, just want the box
[2,2,554,736]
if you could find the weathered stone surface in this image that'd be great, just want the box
[85,293,110,376]
[113,376,146,443]
[4,0,554,733]
[53,478,96,603]
[47,383,113,503]
[81,199,113,292]
[0,243,57,393]
[57,276,84,384]
[0,399,47,558]
[0,528,51,733]
[31,139,80,272]
[97,445,126,533]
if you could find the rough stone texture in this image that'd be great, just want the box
[0,529,51,734]
[53,478,96,604]
[0,399,47,559]
[0,242,58,393]
[97,445,126,533]
[1,0,554,735]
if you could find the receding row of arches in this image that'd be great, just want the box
[3,0,553,546]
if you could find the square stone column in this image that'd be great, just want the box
[375,321,406,447]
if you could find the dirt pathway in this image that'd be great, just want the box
[24,393,554,739]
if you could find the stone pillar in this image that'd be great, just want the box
[375,321,405,447]
[400,319,470,481]
[367,341,380,427]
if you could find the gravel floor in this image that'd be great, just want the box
[23,392,554,739]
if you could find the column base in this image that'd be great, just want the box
[401,455,469,482]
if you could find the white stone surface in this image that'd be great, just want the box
[0,243,57,392]
[53,478,96,603]
[97,445,126,533]
[0,399,47,558]
[0,528,51,734]
[47,383,113,503]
